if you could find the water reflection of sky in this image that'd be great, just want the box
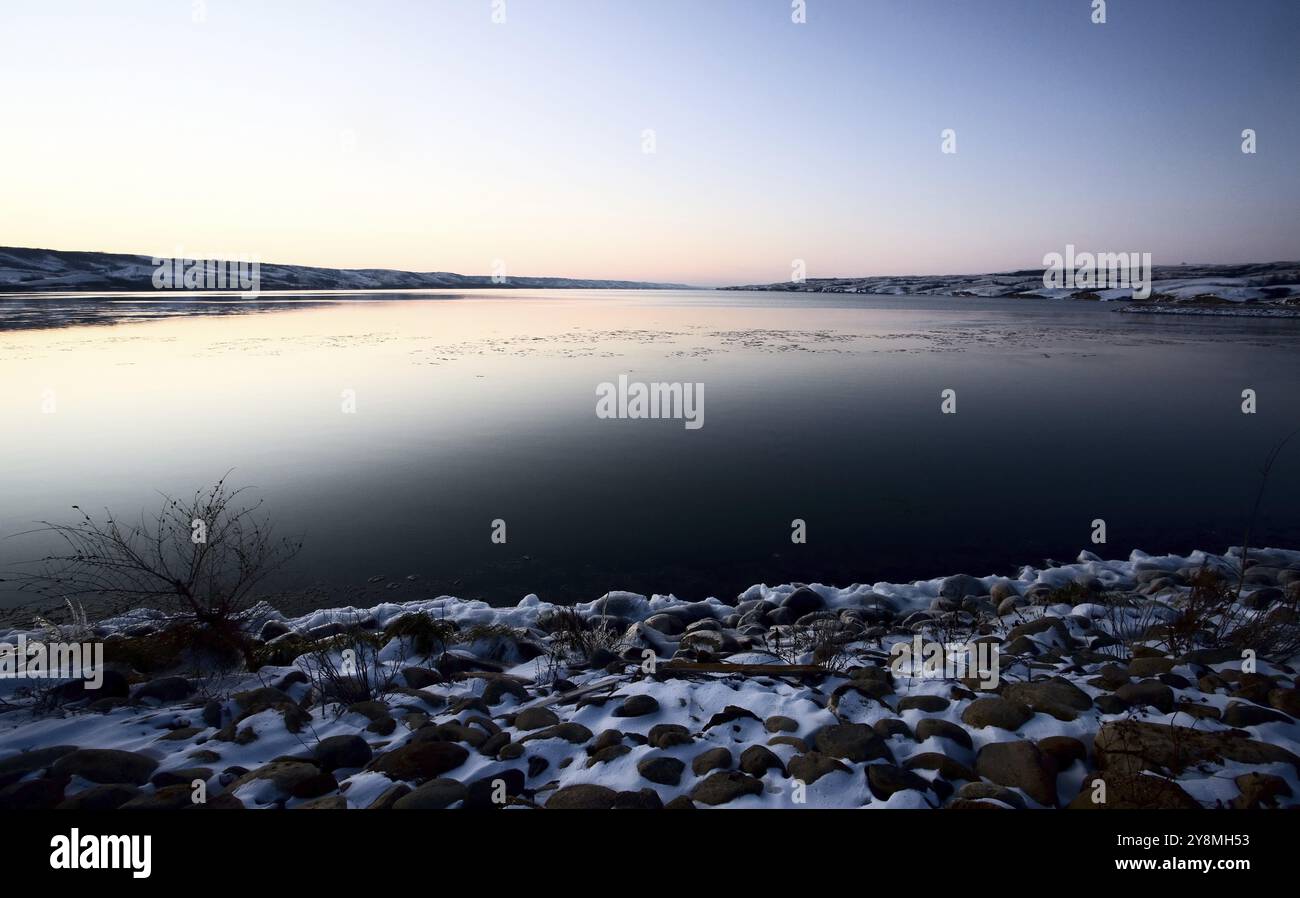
[3,291,1299,610]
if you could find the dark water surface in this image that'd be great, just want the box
[3,289,1299,610]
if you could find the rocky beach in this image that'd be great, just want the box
[1,546,1297,811]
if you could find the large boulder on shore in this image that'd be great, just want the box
[813,724,894,763]
[866,764,932,801]
[1037,736,1088,769]
[230,760,337,802]
[0,746,78,788]
[1232,772,1292,809]
[914,718,973,750]
[514,706,560,731]
[0,778,65,810]
[1222,701,1291,728]
[691,747,732,776]
[1001,679,1093,721]
[1114,679,1175,713]
[739,745,785,777]
[781,588,825,618]
[1093,720,1300,775]
[56,783,141,810]
[904,753,977,782]
[787,752,850,785]
[612,694,660,718]
[637,755,685,786]
[393,778,467,809]
[51,749,158,786]
[368,742,469,782]
[1067,772,1200,809]
[961,698,1031,731]
[974,741,1058,807]
[313,735,372,772]
[132,676,194,704]
[690,771,764,806]
[545,784,618,809]
[521,722,593,745]
[940,574,985,600]
[648,724,693,749]
[231,686,310,733]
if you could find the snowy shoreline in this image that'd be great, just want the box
[24,545,1282,641]
[1,545,1297,810]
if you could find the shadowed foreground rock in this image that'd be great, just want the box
[690,771,764,805]
[974,741,1058,807]
[1093,720,1300,776]
[51,749,158,786]
[368,742,469,782]
[546,784,618,809]
[1067,772,1200,809]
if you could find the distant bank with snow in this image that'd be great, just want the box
[0,246,691,294]
[724,261,1300,313]
[7,247,1300,315]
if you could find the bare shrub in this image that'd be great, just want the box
[7,477,301,668]
[31,597,94,643]
[1171,565,1300,660]
[1095,567,1300,662]
[929,607,993,649]
[300,625,404,710]
[761,617,857,672]
[1095,591,1170,660]
[1042,582,1092,607]
[542,606,625,677]
[382,613,456,658]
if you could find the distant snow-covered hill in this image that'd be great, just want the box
[724,261,1300,305]
[0,246,690,293]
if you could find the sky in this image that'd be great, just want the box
[1,0,1297,285]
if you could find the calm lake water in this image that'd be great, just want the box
[3,289,1299,611]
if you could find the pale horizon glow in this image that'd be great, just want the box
[1,0,1297,286]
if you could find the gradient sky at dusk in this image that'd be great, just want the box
[1,0,1296,284]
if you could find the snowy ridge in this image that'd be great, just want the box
[0,246,690,293]
[724,262,1300,305]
